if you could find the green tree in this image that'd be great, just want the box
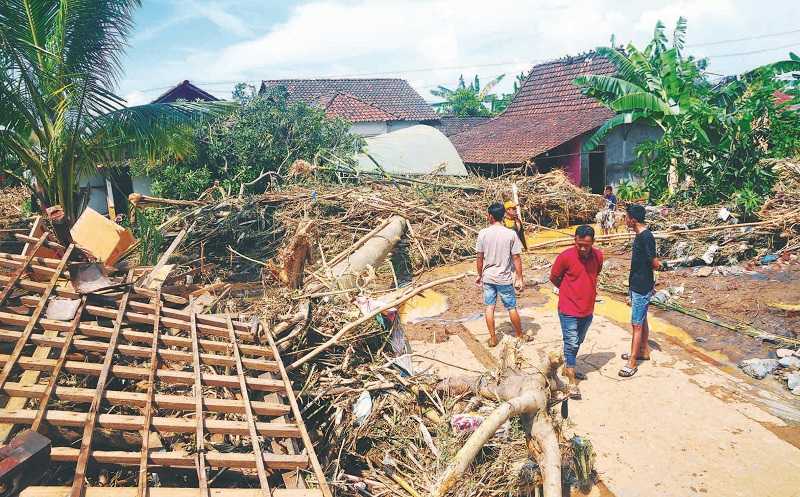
[575,18,800,206]
[0,0,231,223]
[431,74,505,117]
[133,86,364,199]
[492,71,527,114]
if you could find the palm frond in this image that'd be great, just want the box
[573,75,646,100]
[673,17,688,52]
[478,74,505,100]
[595,47,644,87]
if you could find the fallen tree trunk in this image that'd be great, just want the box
[432,351,563,497]
[331,215,406,290]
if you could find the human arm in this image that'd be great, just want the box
[512,254,524,290]
[549,254,565,288]
[644,232,661,270]
[476,253,484,285]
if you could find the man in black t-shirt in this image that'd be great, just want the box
[619,204,661,378]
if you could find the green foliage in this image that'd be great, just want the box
[576,18,800,209]
[133,208,165,266]
[431,74,506,117]
[0,0,232,222]
[615,179,648,201]
[134,87,363,199]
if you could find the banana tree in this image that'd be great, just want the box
[0,0,232,224]
[573,18,709,192]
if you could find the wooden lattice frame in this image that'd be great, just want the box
[0,221,331,497]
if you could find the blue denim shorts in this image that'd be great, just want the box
[629,290,653,325]
[483,283,517,309]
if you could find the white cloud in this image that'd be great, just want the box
[124,90,151,106]
[120,0,800,101]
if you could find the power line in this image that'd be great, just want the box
[707,40,800,59]
[687,28,800,48]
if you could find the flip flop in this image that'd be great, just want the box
[567,384,582,400]
[575,371,588,380]
[621,353,650,361]
[618,366,638,378]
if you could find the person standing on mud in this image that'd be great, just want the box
[549,225,603,399]
[619,204,661,378]
[475,202,526,347]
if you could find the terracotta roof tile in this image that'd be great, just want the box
[319,93,396,122]
[451,53,616,164]
[260,78,439,122]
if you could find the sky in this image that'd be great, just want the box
[119,0,800,106]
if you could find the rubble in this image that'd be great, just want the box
[738,358,780,379]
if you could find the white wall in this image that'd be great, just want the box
[351,121,387,137]
[79,174,109,215]
[387,120,420,133]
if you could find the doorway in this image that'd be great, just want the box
[588,146,606,194]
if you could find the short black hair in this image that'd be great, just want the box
[575,224,595,239]
[604,185,613,191]
[488,202,506,223]
[626,204,646,223]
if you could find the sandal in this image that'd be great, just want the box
[621,353,650,361]
[567,384,582,400]
[618,366,638,378]
[487,337,499,348]
[575,371,588,380]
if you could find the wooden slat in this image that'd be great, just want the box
[0,355,285,391]
[0,245,74,395]
[22,488,322,497]
[71,275,134,497]
[0,409,301,437]
[30,297,87,433]
[0,328,278,371]
[189,310,210,495]
[49,447,310,469]
[264,322,333,497]
[225,317,271,495]
[138,290,160,497]
[2,383,291,416]
[0,234,47,306]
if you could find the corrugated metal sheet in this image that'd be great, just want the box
[356,125,468,176]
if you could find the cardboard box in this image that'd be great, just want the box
[70,207,135,267]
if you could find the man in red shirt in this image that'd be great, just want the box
[549,225,603,399]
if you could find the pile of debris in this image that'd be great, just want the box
[0,169,603,497]
[0,186,28,229]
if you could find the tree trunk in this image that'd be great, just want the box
[331,216,406,290]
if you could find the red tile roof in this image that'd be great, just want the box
[152,80,218,104]
[260,78,439,122]
[319,92,396,122]
[451,53,616,164]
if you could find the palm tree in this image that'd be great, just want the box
[0,0,231,224]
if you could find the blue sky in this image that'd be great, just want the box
[119,0,800,105]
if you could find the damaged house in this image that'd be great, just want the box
[259,78,440,137]
[450,53,661,192]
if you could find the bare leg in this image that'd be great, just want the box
[639,316,651,359]
[628,324,644,369]
[508,308,523,338]
[485,305,498,346]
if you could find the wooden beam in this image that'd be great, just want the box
[22,488,322,497]
[0,245,74,395]
[48,447,310,469]
[0,234,47,306]
[137,291,160,497]
[0,409,301,437]
[0,328,278,371]
[30,297,88,433]
[142,228,187,288]
[0,355,285,391]
[2,383,290,417]
[71,274,134,497]
[264,322,333,497]
[225,317,271,495]
[189,310,210,495]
